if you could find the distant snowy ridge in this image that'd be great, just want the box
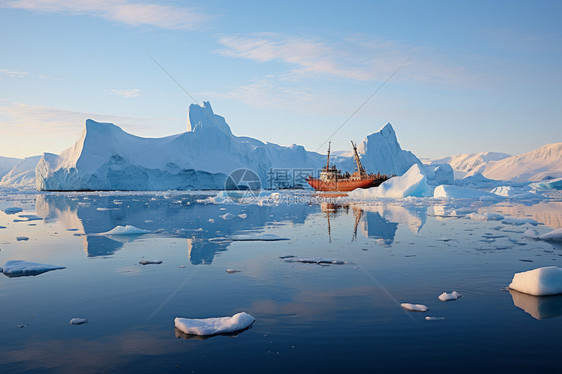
[430,151,511,179]
[35,101,422,191]
[0,156,20,179]
[0,155,41,188]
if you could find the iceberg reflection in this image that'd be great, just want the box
[509,289,562,320]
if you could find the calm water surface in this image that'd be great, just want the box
[0,191,561,373]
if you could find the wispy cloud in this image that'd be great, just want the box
[3,0,210,30]
[0,69,29,78]
[110,88,141,98]
[217,33,485,86]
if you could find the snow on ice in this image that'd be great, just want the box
[438,291,462,301]
[401,303,429,312]
[2,260,65,277]
[509,266,562,296]
[174,312,255,336]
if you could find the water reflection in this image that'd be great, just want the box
[509,289,562,320]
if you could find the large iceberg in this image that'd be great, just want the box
[35,102,422,191]
[509,267,562,296]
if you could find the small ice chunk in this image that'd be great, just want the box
[508,266,562,296]
[467,212,504,221]
[226,269,241,273]
[139,260,162,265]
[174,312,255,336]
[425,316,445,321]
[401,303,429,312]
[70,318,88,325]
[231,234,289,241]
[3,207,23,214]
[220,213,236,220]
[238,213,247,219]
[208,218,215,223]
[100,225,150,235]
[2,260,65,277]
[286,257,345,265]
[438,291,462,301]
[539,228,562,242]
[523,227,540,239]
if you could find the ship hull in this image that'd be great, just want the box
[306,177,388,192]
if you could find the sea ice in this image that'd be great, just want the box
[238,213,247,219]
[230,234,289,241]
[467,212,504,221]
[433,185,499,199]
[523,227,540,239]
[70,318,88,325]
[539,228,562,242]
[438,291,461,301]
[3,207,23,214]
[401,303,429,312]
[501,217,538,226]
[2,260,65,277]
[139,260,162,265]
[100,225,150,235]
[508,266,562,296]
[425,316,445,321]
[349,164,433,199]
[285,257,346,265]
[220,213,236,220]
[174,312,255,336]
[226,269,241,273]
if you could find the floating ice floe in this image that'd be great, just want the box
[425,316,445,321]
[501,217,538,226]
[70,318,88,325]
[401,303,429,312]
[438,291,462,301]
[349,164,433,199]
[508,266,562,296]
[220,213,236,220]
[3,207,23,214]
[230,234,289,241]
[174,312,255,336]
[238,213,247,219]
[284,257,346,265]
[139,260,162,265]
[100,225,150,235]
[490,186,538,199]
[467,212,504,221]
[538,228,562,242]
[226,269,241,273]
[2,260,65,277]
[433,185,499,199]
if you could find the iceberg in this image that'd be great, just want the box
[0,155,41,189]
[438,291,461,301]
[174,312,255,336]
[349,164,433,199]
[400,303,429,312]
[99,225,150,235]
[508,266,562,296]
[2,260,65,277]
[530,177,562,191]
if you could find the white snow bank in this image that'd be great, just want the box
[70,318,88,325]
[2,260,65,277]
[539,228,562,242]
[230,234,289,241]
[349,164,433,199]
[467,212,504,221]
[433,185,499,199]
[509,266,562,296]
[100,225,150,235]
[438,291,461,301]
[3,207,23,214]
[174,312,255,336]
[401,303,428,312]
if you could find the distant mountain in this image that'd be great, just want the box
[35,102,422,191]
[475,143,562,182]
[430,152,511,179]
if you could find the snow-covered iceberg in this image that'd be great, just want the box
[99,225,150,235]
[35,101,422,191]
[2,260,65,277]
[349,164,433,199]
[508,266,562,296]
[174,312,255,336]
[0,155,41,189]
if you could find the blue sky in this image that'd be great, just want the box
[0,0,560,159]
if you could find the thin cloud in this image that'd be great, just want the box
[110,88,141,98]
[216,33,487,86]
[0,69,30,78]
[3,0,210,30]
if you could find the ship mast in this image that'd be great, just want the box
[325,141,331,170]
[351,141,366,176]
